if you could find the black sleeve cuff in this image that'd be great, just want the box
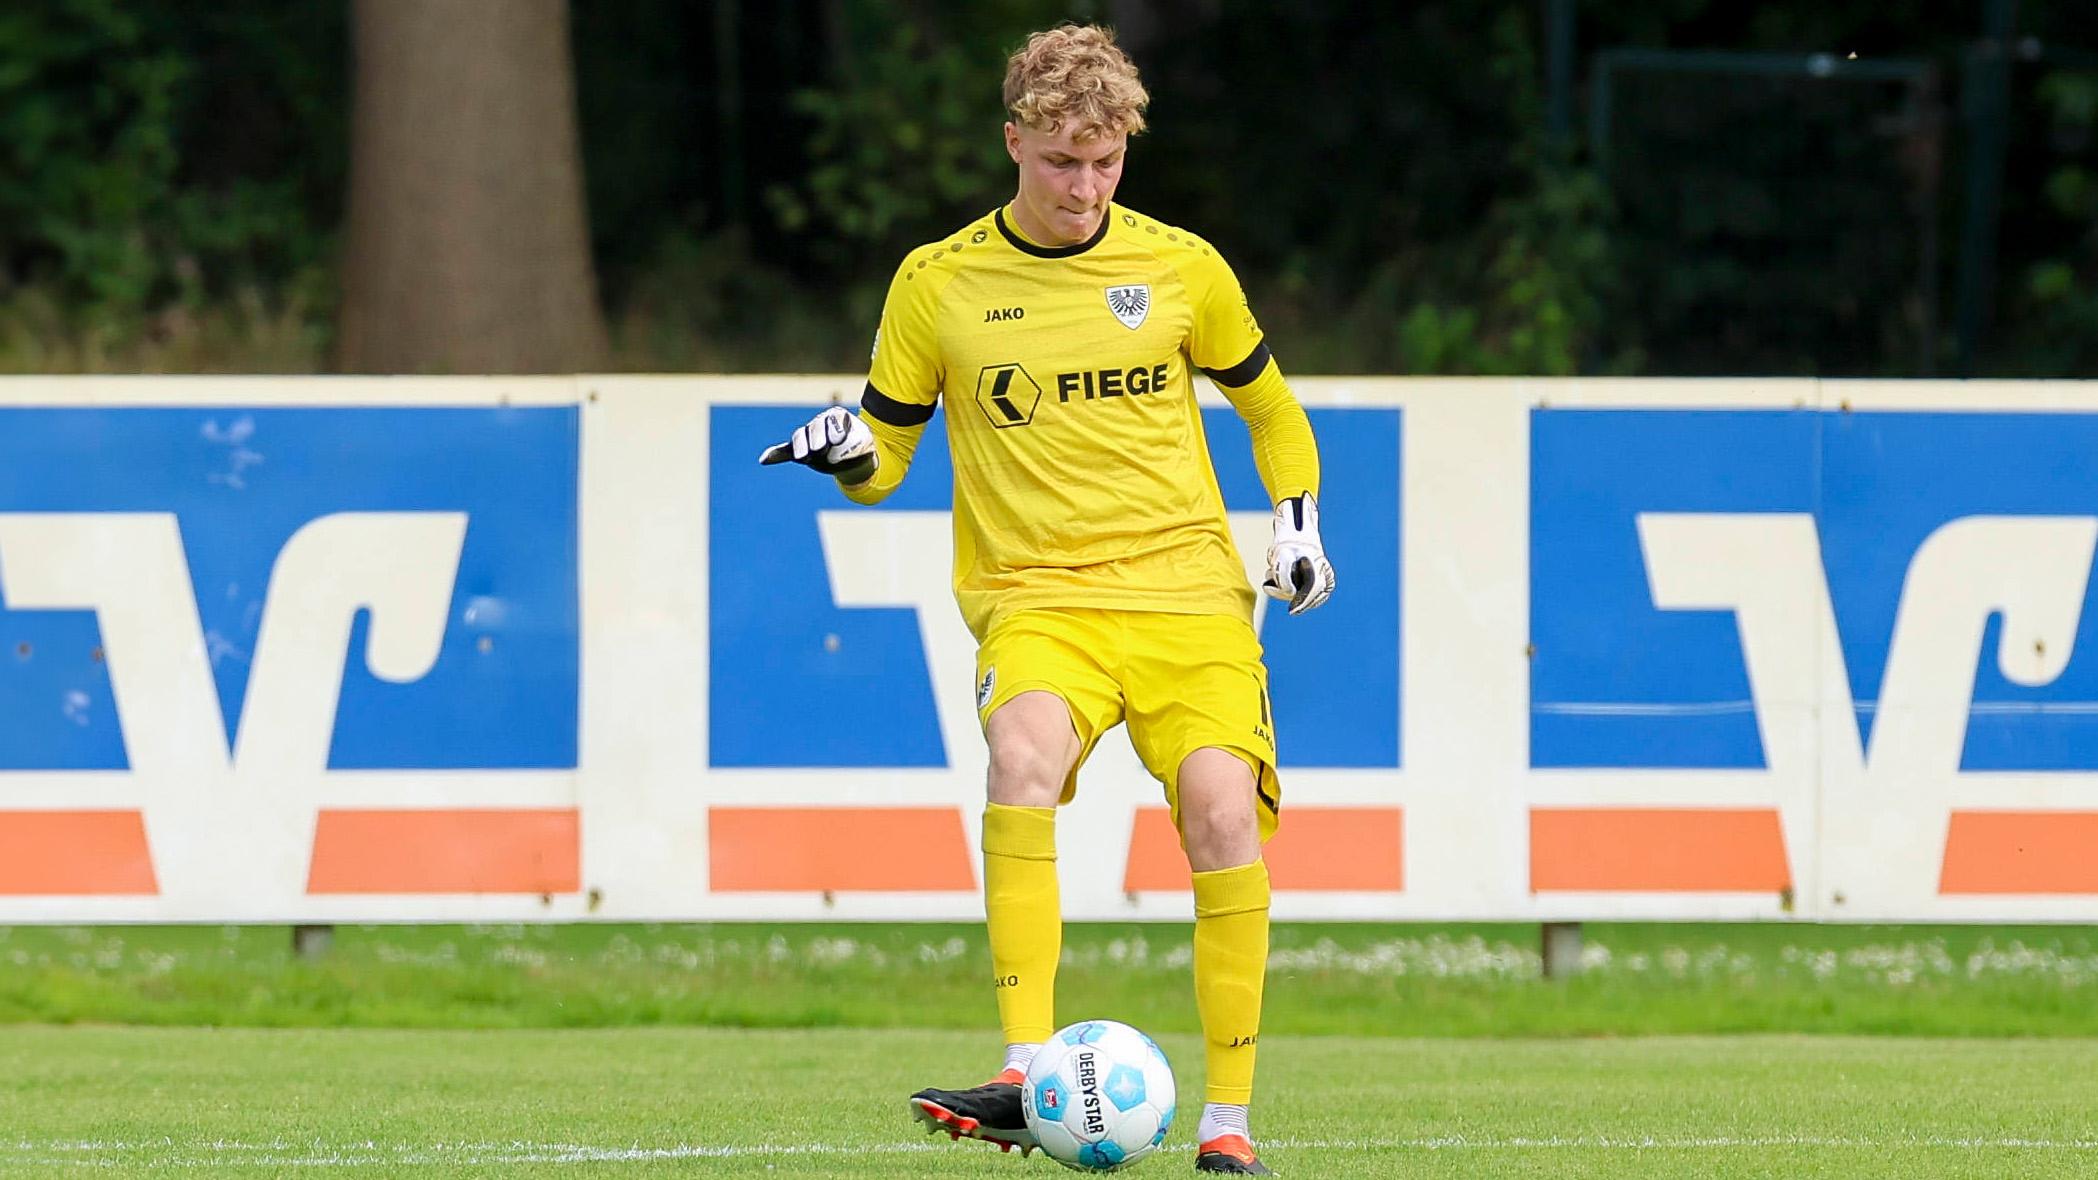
[859,382,936,427]
[1200,342,1273,389]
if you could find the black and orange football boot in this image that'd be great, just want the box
[1195,1133,1277,1174]
[908,1067,1037,1155]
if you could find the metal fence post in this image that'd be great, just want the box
[1542,921,1584,979]
[293,924,335,960]
[1952,0,2021,375]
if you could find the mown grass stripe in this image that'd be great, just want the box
[10,1133,2098,1163]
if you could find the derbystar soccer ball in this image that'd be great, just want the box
[1021,1019,1177,1171]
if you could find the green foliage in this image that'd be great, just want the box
[0,280,329,374]
[1283,6,1620,377]
[608,228,870,373]
[1418,6,1622,376]
[2010,71,2098,373]
[767,22,1009,264]
[0,1,185,309]
[0,0,336,337]
[1476,162,1623,374]
[765,1,1100,279]
[4,0,2098,377]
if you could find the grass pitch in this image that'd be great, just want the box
[6,920,2098,1035]
[2,1026,2094,1179]
[6,923,2098,1177]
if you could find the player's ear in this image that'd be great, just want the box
[1004,122,1024,165]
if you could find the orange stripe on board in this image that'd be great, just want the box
[0,810,156,895]
[1123,807,1403,892]
[709,807,976,892]
[307,809,579,894]
[1941,811,2098,894]
[1530,808,1790,892]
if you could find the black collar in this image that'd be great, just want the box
[995,205,1110,258]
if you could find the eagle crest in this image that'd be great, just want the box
[1105,284,1151,330]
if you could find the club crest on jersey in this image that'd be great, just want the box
[1105,284,1151,330]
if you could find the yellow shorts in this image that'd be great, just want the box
[974,607,1280,842]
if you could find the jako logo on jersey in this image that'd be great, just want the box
[978,667,997,709]
[1056,364,1170,402]
[1105,284,1150,329]
[983,307,1025,322]
[974,363,1043,428]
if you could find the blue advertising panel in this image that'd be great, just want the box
[0,407,579,771]
[1532,408,2098,771]
[711,406,1401,769]
[1823,412,2098,771]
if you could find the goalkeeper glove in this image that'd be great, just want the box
[1262,493,1336,615]
[758,406,877,483]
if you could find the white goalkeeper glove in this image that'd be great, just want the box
[759,406,878,483]
[1262,493,1336,615]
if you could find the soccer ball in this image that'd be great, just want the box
[1021,1019,1177,1171]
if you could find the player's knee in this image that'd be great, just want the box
[987,740,1065,805]
[1179,797,1258,863]
[1176,749,1261,870]
[986,698,1079,806]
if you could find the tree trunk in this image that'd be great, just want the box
[340,0,608,374]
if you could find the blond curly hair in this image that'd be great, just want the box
[1002,24,1149,140]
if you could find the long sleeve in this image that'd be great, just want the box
[839,243,945,503]
[838,406,927,504]
[1175,235,1320,505]
[1216,352,1320,504]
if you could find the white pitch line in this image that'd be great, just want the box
[1273,1135,2098,1150]
[5,1134,2098,1167]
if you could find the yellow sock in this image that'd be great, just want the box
[983,803,1060,1045]
[1192,859,1270,1105]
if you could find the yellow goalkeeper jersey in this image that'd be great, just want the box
[843,202,1320,641]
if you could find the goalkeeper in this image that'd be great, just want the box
[762,23,1331,1177]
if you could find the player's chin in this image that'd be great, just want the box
[1058,208,1103,238]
